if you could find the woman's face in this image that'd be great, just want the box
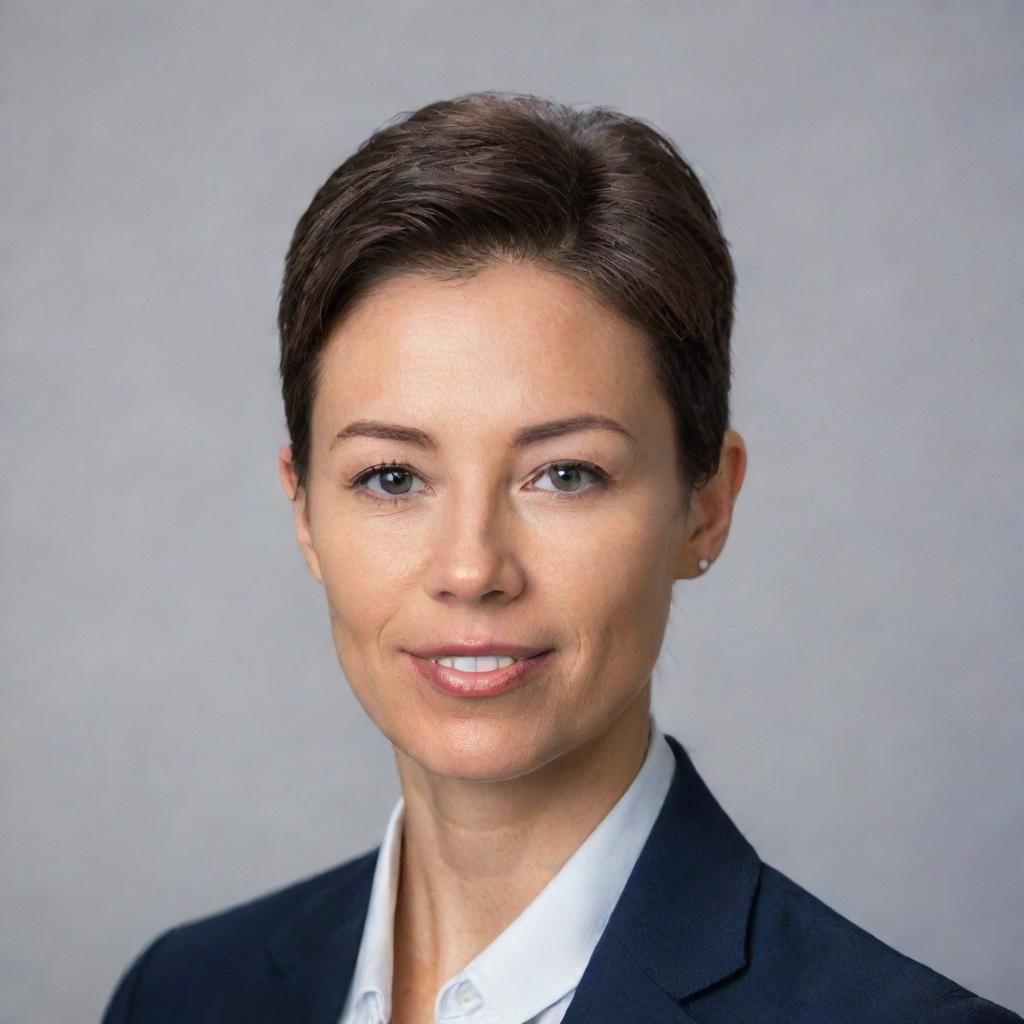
[280,260,706,782]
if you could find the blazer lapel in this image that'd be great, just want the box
[266,850,377,1024]
[561,733,762,1024]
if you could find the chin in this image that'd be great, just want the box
[397,719,552,782]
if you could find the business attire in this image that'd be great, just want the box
[340,713,677,1024]
[101,716,1021,1023]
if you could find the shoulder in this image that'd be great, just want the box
[99,849,377,1023]
[689,861,1021,1023]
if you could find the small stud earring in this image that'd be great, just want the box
[697,557,711,573]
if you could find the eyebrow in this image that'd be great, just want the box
[329,414,635,452]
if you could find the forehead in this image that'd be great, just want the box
[314,261,662,433]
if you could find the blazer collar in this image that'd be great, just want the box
[560,733,762,1023]
[267,849,377,1021]
[268,732,761,1024]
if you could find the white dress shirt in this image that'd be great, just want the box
[338,711,676,1024]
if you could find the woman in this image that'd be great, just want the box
[100,92,1020,1024]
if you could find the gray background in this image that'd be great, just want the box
[2,2,1021,1021]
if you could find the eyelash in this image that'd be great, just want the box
[348,460,609,507]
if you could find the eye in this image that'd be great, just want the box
[349,459,608,506]
[350,461,426,505]
[530,461,607,496]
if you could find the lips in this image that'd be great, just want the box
[406,648,553,698]
[406,640,552,660]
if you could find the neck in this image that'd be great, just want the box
[390,682,653,993]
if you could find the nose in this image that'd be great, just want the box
[423,484,526,605]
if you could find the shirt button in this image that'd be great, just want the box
[455,980,482,1010]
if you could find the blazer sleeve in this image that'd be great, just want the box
[99,930,174,1024]
[916,995,1024,1024]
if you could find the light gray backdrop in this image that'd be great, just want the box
[2,3,1021,1021]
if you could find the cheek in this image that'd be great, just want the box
[545,501,674,594]
[317,557,403,719]
[543,507,676,653]
[316,507,421,590]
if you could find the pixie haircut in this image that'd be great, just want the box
[278,91,735,508]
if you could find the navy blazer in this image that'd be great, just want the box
[101,734,1021,1023]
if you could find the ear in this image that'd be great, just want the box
[674,428,747,579]
[277,444,324,585]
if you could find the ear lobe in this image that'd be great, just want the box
[277,443,299,502]
[672,512,710,580]
[292,487,324,585]
[278,444,324,586]
[673,428,747,580]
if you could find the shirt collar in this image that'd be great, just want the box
[341,711,676,1023]
[342,785,403,1023]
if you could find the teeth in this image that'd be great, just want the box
[431,655,521,672]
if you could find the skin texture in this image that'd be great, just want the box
[278,259,746,1022]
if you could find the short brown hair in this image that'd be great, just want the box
[278,91,735,505]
